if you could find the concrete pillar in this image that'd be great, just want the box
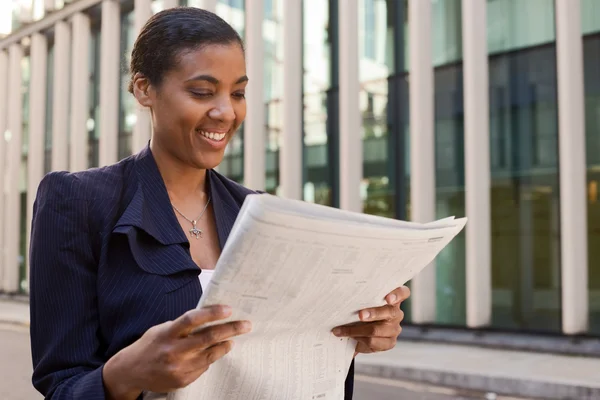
[202,0,217,12]
[0,50,8,291]
[132,0,152,154]
[462,0,492,328]
[555,0,588,334]
[69,12,90,172]
[51,21,70,172]
[3,44,23,293]
[408,0,436,323]
[163,0,179,9]
[243,0,265,190]
[99,0,121,166]
[338,0,362,212]
[26,33,48,288]
[280,0,302,200]
[44,0,55,12]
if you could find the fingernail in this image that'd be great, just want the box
[361,311,371,320]
[332,328,342,336]
[388,294,397,304]
[243,321,252,331]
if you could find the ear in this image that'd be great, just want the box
[132,73,153,108]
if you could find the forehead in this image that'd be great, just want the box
[173,43,246,82]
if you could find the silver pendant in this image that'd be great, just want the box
[190,220,202,239]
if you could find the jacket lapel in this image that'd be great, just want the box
[207,169,241,250]
[112,147,200,280]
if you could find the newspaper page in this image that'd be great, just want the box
[167,194,467,400]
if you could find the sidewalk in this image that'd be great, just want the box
[355,340,600,399]
[0,297,29,327]
[3,298,600,399]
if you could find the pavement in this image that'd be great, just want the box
[3,297,600,399]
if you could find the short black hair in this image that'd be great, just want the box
[128,7,244,94]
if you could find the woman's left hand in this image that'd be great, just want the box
[332,286,410,355]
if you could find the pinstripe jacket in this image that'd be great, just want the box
[28,145,355,399]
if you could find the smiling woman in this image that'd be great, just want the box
[28,7,409,400]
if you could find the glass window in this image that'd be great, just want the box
[264,0,283,195]
[216,0,245,37]
[488,0,561,332]
[487,0,556,54]
[358,0,411,321]
[119,10,135,160]
[359,0,395,219]
[19,54,31,292]
[88,28,101,168]
[432,0,462,66]
[303,0,337,206]
[583,3,600,334]
[582,0,600,35]
[432,0,466,325]
[215,0,245,183]
[44,44,54,174]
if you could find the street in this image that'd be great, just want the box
[1,324,524,400]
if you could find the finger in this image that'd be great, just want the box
[333,321,401,338]
[354,336,397,353]
[168,305,232,338]
[181,320,252,352]
[358,304,402,322]
[194,340,234,368]
[385,286,411,305]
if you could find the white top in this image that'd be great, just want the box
[199,269,215,291]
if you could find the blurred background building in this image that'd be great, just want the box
[0,0,598,342]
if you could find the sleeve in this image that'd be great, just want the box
[29,172,108,399]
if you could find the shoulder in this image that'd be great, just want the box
[36,156,135,206]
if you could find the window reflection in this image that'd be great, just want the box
[216,0,245,183]
[88,27,101,168]
[119,10,135,160]
[583,0,600,334]
[432,0,466,326]
[264,0,283,195]
[489,0,561,332]
[44,45,53,174]
[19,54,30,292]
[303,0,336,206]
[487,0,556,54]
[360,0,393,218]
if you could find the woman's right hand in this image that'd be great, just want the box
[103,305,251,399]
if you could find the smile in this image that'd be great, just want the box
[197,130,227,142]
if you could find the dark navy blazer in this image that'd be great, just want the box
[29,146,354,399]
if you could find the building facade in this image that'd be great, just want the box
[0,0,599,338]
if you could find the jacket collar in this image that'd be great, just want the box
[113,145,240,249]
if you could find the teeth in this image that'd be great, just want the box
[198,131,226,141]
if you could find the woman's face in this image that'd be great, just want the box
[145,43,247,170]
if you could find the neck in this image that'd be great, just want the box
[150,139,208,201]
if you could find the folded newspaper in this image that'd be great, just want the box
[168,194,467,400]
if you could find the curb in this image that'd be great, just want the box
[354,361,600,400]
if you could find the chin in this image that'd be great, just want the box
[193,154,224,171]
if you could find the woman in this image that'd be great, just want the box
[29,7,410,400]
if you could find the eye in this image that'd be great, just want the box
[233,91,246,99]
[190,91,212,98]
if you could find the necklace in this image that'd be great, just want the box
[172,196,211,239]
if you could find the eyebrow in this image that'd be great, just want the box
[186,74,249,85]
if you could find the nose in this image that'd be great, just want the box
[208,95,236,123]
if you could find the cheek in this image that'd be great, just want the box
[235,101,247,126]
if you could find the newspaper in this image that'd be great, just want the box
[167,194,467,400]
